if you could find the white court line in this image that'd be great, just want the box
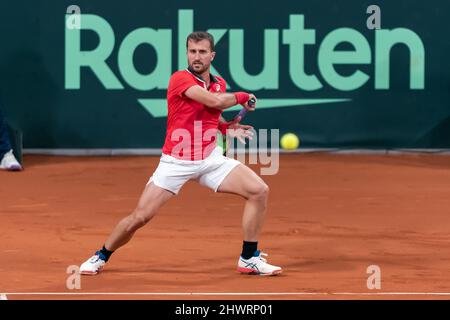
[2,292,450,296]
[0,294,8,300]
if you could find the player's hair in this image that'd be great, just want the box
[186,31,215,51]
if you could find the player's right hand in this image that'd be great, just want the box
[243,94,257,111]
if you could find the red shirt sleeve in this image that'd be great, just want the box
[218,122,228,135]
[168,71,199,97]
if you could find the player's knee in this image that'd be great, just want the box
[126,213,150,232]
[249,183,269,201]
[261,183,270,198]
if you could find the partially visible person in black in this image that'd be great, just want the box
[0,104,22,171]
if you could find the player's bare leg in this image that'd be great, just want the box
[218,164,269,241]
[80,182,173,275]
[105,182,174,251]
[217,164,281,275]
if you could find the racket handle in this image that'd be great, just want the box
[237,108,248,119]
[236,98,255,120]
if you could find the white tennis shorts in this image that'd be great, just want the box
[147,147,241,194]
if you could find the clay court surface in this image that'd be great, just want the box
[1,153,450,300]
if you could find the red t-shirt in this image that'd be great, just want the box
[162,69,227,160]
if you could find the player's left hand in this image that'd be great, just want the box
[226,127,254,144]
[219,115,254,144]
[225,116,254,131]
[223,117,254,144]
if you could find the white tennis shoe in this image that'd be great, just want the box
[0,150,22,171]
[237,250,282,276]
[80,253,106,275]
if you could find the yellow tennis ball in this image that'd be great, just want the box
[280,133,300,150]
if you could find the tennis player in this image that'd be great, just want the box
[79,31,282,276]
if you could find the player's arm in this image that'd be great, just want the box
[219,115,227,124]
[215,92,257,112]
[218,112,253,135]
[218,114,254,145]
[184,85,255,111]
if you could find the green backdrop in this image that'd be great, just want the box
[0,0,448,149]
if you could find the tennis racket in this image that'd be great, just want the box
[234,97,256,120]
[222,97,256,155]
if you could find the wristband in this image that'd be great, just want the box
[234,92,250,105]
